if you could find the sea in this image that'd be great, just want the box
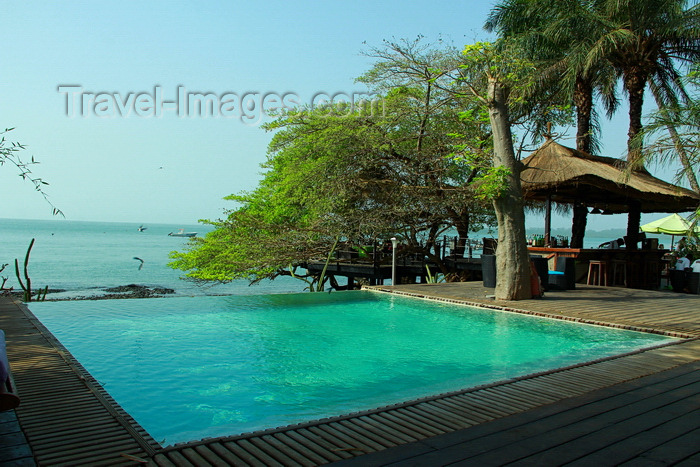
[0,218,642,300]
[0,218,305,299]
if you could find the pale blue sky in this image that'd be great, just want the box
[0,0,681,230]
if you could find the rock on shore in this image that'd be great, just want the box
[102,284,176,298]
[6,284,177,301]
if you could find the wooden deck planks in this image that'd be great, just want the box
[565,410,700,466]
[486,382,700,466]
[332,362,700,466]
[269,432,332,465]
[220,441,269,466]
[283,429,350,462]
[382,409,446,437]
[362,414,423,442]
[426,399,487,426]
[0,297,159,466]
[0,410,35,467]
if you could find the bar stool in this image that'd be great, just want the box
[587,260,608,286]
[611,260,627,287]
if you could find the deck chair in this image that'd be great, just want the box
[482,238,498,255]
[0,330,20,411]
[548,257,576,290]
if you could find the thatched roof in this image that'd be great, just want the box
[520,140,700,213]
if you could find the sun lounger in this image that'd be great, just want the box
[0,330,20,411]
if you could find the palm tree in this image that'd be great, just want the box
[647,80,700,193]
[638,68,700,193]
[585,0,700,246]
[486,0,618,248]
[487,1,602,154]
[488,0,700,248]
[585,0,700,160]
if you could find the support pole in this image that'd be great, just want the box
[545,194,552,246]
[391,237,398,286]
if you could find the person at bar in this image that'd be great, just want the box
[598,238,625,249]
[675,253,692,270]
[691,258,700,273]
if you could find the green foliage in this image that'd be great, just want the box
[455,40,563,203]
[424,264,444,284]
[170,37,572,289]
[1,128,63,217]
[170,92,495,285]
[635,65,700,191]
[0,263,10,294]
[492,0,700,160]
[487,0,620,156]
[13,238,48,302]
[460,41,537,99]
[170,41,503,286]
[473,166,513,201]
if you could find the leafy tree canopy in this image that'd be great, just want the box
[1,128,63,217]
[170,39,574,293]
[637,64,700,194]
[170,42,502,289]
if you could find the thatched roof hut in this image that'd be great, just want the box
[520,140,700,213]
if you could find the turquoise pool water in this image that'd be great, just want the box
[30,291,673,446]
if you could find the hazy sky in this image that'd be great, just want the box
[0,1,683,230]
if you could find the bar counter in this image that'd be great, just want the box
[527,247,670,289]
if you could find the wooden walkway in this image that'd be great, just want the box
[331,360,700,466]
[0,284,698,466]
[0,297,159,466]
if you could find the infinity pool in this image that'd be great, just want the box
[30,291,673,446]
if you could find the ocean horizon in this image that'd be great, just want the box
[0,218,306,299]
[1,217,661,300]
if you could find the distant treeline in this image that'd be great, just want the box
[475,228,628,238]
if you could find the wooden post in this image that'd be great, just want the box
[545,194,552,246]
[391,237,397,286]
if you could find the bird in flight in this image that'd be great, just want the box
[133,257,144,270]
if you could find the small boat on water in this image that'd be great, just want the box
[168,229,197,237]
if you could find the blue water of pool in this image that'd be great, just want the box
[30,291,673,446]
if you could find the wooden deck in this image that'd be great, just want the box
[331,360,700,466]
[366,282,700,338]
[0,297,159,466]
[0,284,698,466]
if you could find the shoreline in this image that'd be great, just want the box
[6,283,179,302]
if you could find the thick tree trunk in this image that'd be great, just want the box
[571,77,593,249]
[574,77,594,154]
[626,203,641,251]
[624,71,647,249]
[487,78,531,300]
[625,72,646,167]
[624,72,646,164]
[570,203,588,249]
